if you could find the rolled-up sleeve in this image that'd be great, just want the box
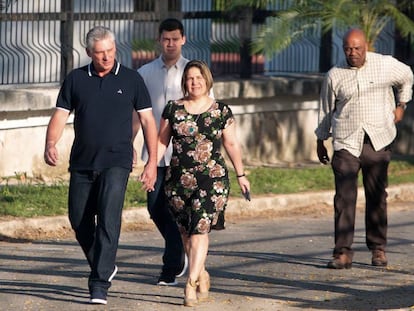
[389,57,413,103]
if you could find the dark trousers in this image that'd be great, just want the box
[331,140,391,256]
[148,167,184,276]
[68,167,130,291]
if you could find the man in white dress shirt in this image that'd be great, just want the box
[137,18,189,285]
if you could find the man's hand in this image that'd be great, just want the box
[44,143,58,166]
[317,139,330,165]
[139,162,157,192]
[394,104,406,123]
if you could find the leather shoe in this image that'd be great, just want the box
[327,253,352,269]
[372,250,387,267]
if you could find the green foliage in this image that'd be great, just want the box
[131,38,157,52]
[2,159,414,218]
[214,0,229,10]
[230,0,414,55]
[211,39,240,53]
[224,0,279,10]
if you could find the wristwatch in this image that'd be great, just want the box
[397,103,407,110]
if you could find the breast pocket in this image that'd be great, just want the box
[336,79,358,103]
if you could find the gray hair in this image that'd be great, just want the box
[85,26,116,51]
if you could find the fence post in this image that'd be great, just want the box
[319,29,332,73]
[239,7,252,79]
[60,0,74,83]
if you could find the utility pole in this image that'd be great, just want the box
[239,6,252,79]
[60,0,74,83]
[319,29,332,73]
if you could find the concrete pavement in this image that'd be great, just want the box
[1,201,414,310]
[1,185,414,310]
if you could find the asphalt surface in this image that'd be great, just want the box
[1,195,414,310]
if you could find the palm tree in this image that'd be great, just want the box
[228,0,414,55]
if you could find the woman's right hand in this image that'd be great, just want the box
[237,176,250,200]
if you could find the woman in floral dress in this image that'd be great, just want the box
[157,60,250,306]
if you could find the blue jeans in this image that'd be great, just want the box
[148,167,184,276]
[68,167,130,291]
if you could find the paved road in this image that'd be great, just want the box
[1,201,414,311]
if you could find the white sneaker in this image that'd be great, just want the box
[176,254,188,278]
[89,288,108,305]
[157,274,178,286]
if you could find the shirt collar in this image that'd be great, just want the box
[346,52,371,70]
[157,55,188,70]
[88,60,121,77]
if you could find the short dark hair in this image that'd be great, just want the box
[159,18,185,36]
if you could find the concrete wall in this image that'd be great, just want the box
[1,75,413,180]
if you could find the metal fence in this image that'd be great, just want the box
[0,0,62,84]
[0,0,405,85]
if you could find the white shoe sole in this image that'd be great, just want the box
[90,298,107,305]
[108,265,118,282]
[176,254,188,278]
[157,280,178,286]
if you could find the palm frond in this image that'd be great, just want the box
[252,11,320,56]
[240,0,414,56]
[381,2,414,37]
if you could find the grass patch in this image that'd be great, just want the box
[1,158,414,218]
[0,183,68,217]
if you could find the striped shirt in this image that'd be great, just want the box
[315,52,413,157]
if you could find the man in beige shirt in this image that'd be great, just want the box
[315,28,413,269]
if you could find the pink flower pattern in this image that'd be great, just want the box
[162,100,234,234]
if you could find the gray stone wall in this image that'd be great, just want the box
[1,75,412,180]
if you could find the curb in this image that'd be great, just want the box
[1,183,413,239]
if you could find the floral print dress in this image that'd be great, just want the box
[162,99,235,235]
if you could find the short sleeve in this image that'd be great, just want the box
[161,100,175,121]
[134,72,152,111]
[220,102,235,129]
[56,72,74,111]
